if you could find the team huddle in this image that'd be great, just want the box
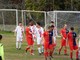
[14,20,80,60]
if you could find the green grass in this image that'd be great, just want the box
[1,32,77,60]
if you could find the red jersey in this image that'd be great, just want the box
[43,31,49,43]
[26,27,32,39]
[67,31,77,46]
[60,28,68,38]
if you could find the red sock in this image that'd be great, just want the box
[26,47,30,51]
[31,49,34,53]
[59,48,61,53]
[44,52,48,58]
[50,51,53,56]
[70,52,73,59]
[64,49,67,54]
[76,51,78,59]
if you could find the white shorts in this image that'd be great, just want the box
[16,36,23,42]
[53,37,56,44]
[78,41,80,47]
[37,37,41,45]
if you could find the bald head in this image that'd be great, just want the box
[64,24,67,29]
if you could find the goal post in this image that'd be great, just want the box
[47,11,80,35]
[0,9,18,31]
[21,10,46,29]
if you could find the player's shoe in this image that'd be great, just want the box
[64,54,68,56]
[76,58,79,60]
[49,56,52,60]
[39,53,42,55]
[19,48,21,50]
[50,55,53,58]
[59,51,60,55]
[31,53,35,55]
[70,58,73,60]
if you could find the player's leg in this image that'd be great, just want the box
[0,56,2,60]
[76,49,79,60]
[64,46,67,55]
[70,50,73,60]
[74,46,79,60]
[69,45,74,60]
[16,36,19,49]
[41,45,44,54]
[59,39,64,54]
[18,37,23,50]
[37,37,42,55]
[53,37,57,54]
[78,48,80,60]
[44,44,49,60]
[30,45,34,55]
[49,44,54,58]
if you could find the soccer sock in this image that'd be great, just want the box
[64,49,67,54]
[31,49,34,54]
[19,42,22,49]
[50,51,53,56]
[41,46,44,53]
[16,42,18,48]
[70,52,73,59]
[76,51,78,59]
[59,48,61,53]
[38,47,41,53]
[26,47,30,51]
[44,52,48,58]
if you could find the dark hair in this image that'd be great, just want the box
[51,25,54,28]
[19,22,22,23]
[29,20,33,23]
[0,35,2,40]
[51,21,54,23]
[70,27,74,31]
[37,22,41,26]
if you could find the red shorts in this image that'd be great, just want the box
[61,39,66,46]
[26,38,34,45]
[49,44,54,50]
[44,42,54,50]
[69,45,78,51]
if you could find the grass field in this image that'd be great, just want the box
[0,31,77,60]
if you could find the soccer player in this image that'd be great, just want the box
[59,24,69,55]
[0,35,4,60]
[35,22,44,55]
[77,35,80,60]
[50,21,57,54]
[25,22,34,55]
[67,27,79,60]
[14,22,24,50]
[29,20,36,41]
[43,26,54,60]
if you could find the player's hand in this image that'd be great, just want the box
[63,37,66,40]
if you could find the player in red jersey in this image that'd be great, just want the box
[67,27,79,60]
[25,21,34,55]
[59,24,69,55]
[43,26,54,60]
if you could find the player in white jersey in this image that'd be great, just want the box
[36,22,44,55]
[77,35,80,60]
[14,22,24,50]
[29,20,36,41]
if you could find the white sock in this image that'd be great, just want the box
[38,47,41,53]
[19,42,22,49]
[41,46,44,53]
[16,41,18,48]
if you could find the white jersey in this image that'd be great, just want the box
[35,27,44,38]
[15,26,24,37]
[79,39,80,47]
[53,26,57,37]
